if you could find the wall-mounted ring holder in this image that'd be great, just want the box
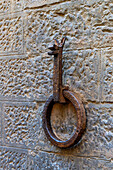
[43,37,86,148]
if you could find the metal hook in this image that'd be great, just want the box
[48,37,68,103]
[42,37,86,148]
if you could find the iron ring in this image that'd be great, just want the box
[43,90,86,148]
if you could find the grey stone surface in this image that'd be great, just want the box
[101,48,113,101]
[27,150,113,170]
[2,102,44,149]
[12,0,23,12]
[24,3,92,53]
[0,49,100,101]
[0,0,113,169]
[0,56,53,100]
[0,0,11,14]
[0,0,23,14]
[0,147,27,169]
[0,103,2,144]
[63,50,100,101]
[24,0,65,8]
[0,49,101,101]
[24,1,113,53]
[0,13,24,54]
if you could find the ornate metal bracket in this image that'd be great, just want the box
[43,37,86,148]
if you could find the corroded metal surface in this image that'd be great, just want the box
[43,38,86,148]
[48,37,67,103]
[43,90,86,148]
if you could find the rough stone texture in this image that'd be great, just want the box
[0,14,24,54]
[24,0,64,8]
[0,56,53,100]
[27,151,113,170]
[0,147,27,169]
[12,0,23,12]
[0,0,11,14]
[3,102,39,148]
[0,50,100,101]
[24,3,92,53]
[0,0,23,14]
[0,103,2,144]
[101,48,113,101]
[24,1,113,53]
[0,0,113,169]
[77,104,113,156]
[63,49,100,101]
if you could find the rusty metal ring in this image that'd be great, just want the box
[43,90,86,148]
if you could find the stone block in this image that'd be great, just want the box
[63,49,100,101]
[2,100,56,151]
[0,103,2,144]
[0,0,11,14]
[0,0,23,14]
[68,103,113,157]
[24,2,93,54]
[2,101,44,149]
[12,0,23,12]
[0,14,24,55]
[83,0,113,48]
[24,0,66,8]
[27,150,113,169]
[0,146,27,169]
[101,48,113,101]
[24,1,113,53]
[0,55,53,100]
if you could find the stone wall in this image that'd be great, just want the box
[0,0,113,169]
